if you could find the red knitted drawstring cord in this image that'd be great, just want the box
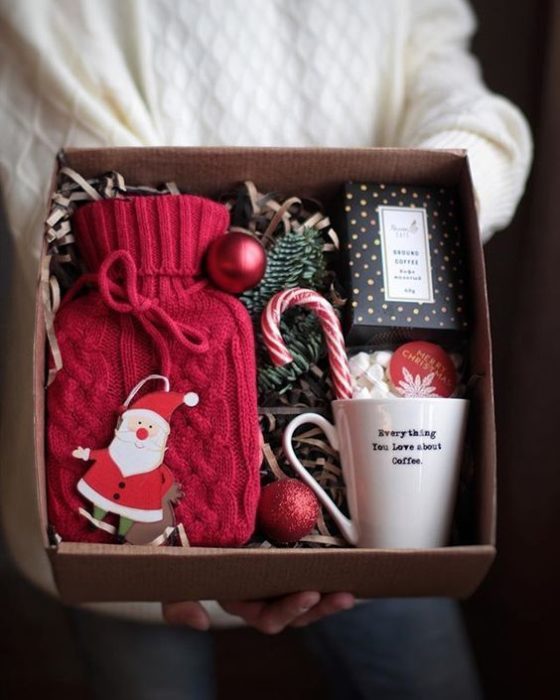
[98,250,209,375]
[61,250,209,376]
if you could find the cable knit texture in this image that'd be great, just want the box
[46,195,261,546]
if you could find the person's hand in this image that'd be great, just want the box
[166,482,184,504]
[71,446,90,460]
[162,591,355,634]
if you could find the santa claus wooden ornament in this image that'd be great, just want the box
[74,374,199,544]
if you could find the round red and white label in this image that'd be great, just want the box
[388,341,457,398]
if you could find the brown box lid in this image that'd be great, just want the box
[34,147,496,603]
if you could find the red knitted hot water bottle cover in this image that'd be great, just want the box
[46,194,261,546]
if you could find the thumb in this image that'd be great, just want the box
[162,601,210,631]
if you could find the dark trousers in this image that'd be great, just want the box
[69,598,482,700]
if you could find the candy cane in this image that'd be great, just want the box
[261,288,353,400]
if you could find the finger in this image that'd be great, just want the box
[289,592,355,628]
[218,599,267,624]
[220,593,320,633]
[162,601,211,631]
[254,591,321,635]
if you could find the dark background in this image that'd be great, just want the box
[1,1,557,697]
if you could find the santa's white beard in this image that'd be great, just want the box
[109,428,167,476]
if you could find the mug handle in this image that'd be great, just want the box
[283,413,358,546]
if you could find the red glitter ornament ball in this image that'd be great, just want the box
[206,231,267,294]
[257,478,320,544]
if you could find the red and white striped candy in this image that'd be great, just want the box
[261,288,352,400]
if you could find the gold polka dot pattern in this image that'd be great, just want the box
[340,182,470,345]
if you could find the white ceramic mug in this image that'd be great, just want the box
[283,398,469,548]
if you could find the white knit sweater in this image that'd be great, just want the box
[0,0,531,625]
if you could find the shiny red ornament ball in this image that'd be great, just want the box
[257,478,320,544]
[206,231,267,294]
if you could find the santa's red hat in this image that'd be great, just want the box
[121,375,199,434]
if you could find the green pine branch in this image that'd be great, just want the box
[239,227,331,398]
[257,312,324,395]
[240,228,327,315]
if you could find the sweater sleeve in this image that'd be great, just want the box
[396,0,532,242]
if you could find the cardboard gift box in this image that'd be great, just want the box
[34,147,496,603]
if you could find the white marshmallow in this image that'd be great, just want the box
[349,352,370,377]
[365,363,384,383]
[357,375,373,390]
[372,351,393,368]
[450,353,463,369]
[370,381,390,399]
[353,387,372,400]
